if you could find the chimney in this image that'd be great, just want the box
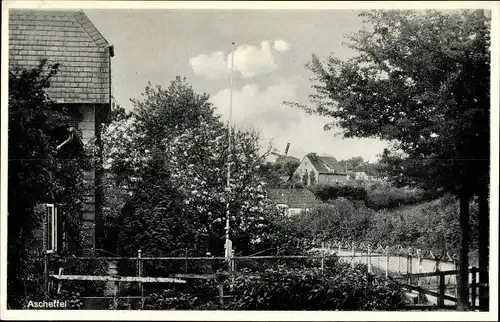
[284,143,291,155]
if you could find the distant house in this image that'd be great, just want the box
[268,188,323,216]
[9,9,114,254]
[348,164,381,182]
[293,153,348,186]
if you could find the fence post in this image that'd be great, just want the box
[138,249,144,309]
[367,244,372,274]
[471,267,477,310]
[351,243,356,268]
[321,242,325,274]
[438,271,445,308]
[43,253,49,300]
[113,281,120,310]
[417,249,422,287]
[398,250,401,275]
[231,249,236,272]
[385,246,389,278]
[56,267,64,295]
[218,282,224,309]
[453,255,458,300]
[407,250,413,286]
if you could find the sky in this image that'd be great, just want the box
[84,9,390,162]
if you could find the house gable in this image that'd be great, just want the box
[9,9,112,105]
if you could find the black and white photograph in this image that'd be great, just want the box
[1,1,498,320]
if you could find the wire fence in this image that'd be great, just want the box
[43,239,481,310]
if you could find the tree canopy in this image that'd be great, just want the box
[8,60,89,308]
[103,77,275,258]
[289,9,490,310]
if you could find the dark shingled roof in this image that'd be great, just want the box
[268,189,323,209]
[9,9,112,105]
[306,154,347,175]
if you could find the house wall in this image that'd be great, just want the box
[287,208,305,216]
[354,171,369,181]
[68,104,98,254]
[318,174,348,185]
[293,157,318,185]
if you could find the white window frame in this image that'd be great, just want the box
[45,203,58,254]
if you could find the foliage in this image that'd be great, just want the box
[310,184,368,202]
[295,9,489,195]
[266,194,479,258]
[338,156,365,172]
[309,182,435,211]
[293,199,374,242]
[145,289,198,310]
[164,119,274,256]
[226,266,406,310]
[363,183,437,210]
[258,158,300,188]
[366,196,480,259]
[289,11,490,306]
[8,60,89,308]
[103,77,276,261]
[309,170,316,185]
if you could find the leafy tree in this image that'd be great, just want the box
[309,169,316,185]
[163,119,274,255]
[338,156,365,171]
[301,171,309,186]
[105,77,275,259]
[258,158,300,189]
[98,103,132,254]
[8,60,89,308]
[291,10,490,310]
[103,77,221,188]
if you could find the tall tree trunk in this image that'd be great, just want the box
[478,185,489,311]
[456,189,471,311]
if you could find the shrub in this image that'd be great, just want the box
[310,185,368,202]
[293,199,375,242]
[364,185,434,210]
[145,289,197,310]
[225,266,406,310]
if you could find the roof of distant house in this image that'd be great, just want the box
[304,153,347,175]
[354,164,380,176]
[9,9,112,105]
[268,188,323,209]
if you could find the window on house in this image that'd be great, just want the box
[45,204,58,253]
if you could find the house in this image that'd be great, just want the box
[268,188,323,216]
[9,9,114,255]
[293,153,348,186]
[348,164,381,181]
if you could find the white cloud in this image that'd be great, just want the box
[273,40,290,52]
[230,40,278,78]
[210,77,300,131]
[189,40,290,79]
[189,51,229,80]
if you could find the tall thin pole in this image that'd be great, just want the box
[225,42,235,246]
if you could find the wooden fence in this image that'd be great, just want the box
[43,243,487,311]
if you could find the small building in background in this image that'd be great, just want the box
[268,188,323,216]
[293,153,348,186]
